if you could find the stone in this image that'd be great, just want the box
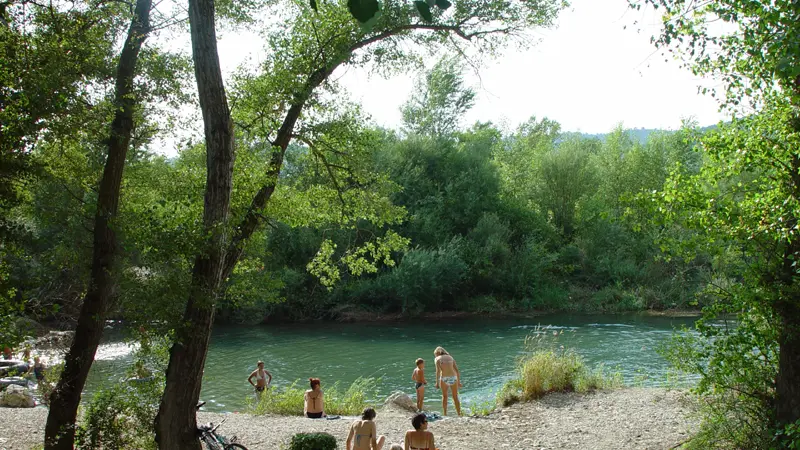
[0,384,35,408]
[383,391,417,412]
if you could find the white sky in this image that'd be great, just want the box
[209,0,726,136]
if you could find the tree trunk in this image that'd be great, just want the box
[43,1,151,449]
[775,107,800,428]
[776,306,800,426]
[154,0,234,447]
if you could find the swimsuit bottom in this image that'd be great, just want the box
[306,412,323,419]
[415,382,424,390]
[440,376,457,386]
[255,386,265,392]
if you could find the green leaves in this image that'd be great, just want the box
[322,0,454,23]
[347,0,380,23]
[414,1,433,21]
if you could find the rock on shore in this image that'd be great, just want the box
[0,388,696,450]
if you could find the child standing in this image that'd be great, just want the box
[411,358,427,411]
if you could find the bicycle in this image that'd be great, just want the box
[196,401,248,450]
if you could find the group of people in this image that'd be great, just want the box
[1,345,46,383]
[346,408,435,450]
[247,346,462,450]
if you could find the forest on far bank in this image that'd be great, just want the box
[3,57,721,328]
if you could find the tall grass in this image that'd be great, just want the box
[497,327,622,407]
[247,377,379,416]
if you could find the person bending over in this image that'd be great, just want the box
[404,413,435,450]
[304,377,325,418]
[434,346,462,416]
[346,407,386,450]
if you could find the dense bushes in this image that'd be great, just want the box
[74,379,162,450]
[74,335,168,450]
[661,308,779,449]
[289,432,337,450]
[222,121,710,323]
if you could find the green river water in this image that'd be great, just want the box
[86,313,698,413]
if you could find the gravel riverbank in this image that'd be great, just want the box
[0,388,696,450]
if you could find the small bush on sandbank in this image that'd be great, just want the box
[498,328,622,407]
[289,432,337,450]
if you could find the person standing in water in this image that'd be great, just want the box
[247,361,272,397]
[434,346,462,416]
[304,378,325,418]
[28,356,45,382]
[411,358,427,411]
[346,407,386,450]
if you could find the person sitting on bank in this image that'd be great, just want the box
[346,407,386,450]
[404,413,435,450]
[247,361,272,396]
[304,377,325,418]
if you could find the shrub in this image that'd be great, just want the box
[773,419,800,449]
[247,380,305,416]
[464,397,496,416]
[36,361,63,405]
[518,349,582,399]
[74,377,162,450]
[325,377,379,416]
[289,432,337,450]
[496,378,523,407]
[74,333,169,450]
[248,377,378,416]
[660,309,778,450]
[499,328,621,406]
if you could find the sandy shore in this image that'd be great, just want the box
[0,388,696,450]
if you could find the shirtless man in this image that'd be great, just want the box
[411,358,427,411]
[434,346,462,416]
[304,378,325,418]
[346,407,386,450]
[247,361,272,397]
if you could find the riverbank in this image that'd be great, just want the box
[329,308,702,323]
[0,388,696,449]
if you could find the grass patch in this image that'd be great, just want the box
[247,377,379,416]
[498,328,622,406]
[464,397,496,416]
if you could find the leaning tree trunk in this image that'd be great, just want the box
[154,0,235,447]
[43,1,152,448]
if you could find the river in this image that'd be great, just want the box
[86,313,697,412]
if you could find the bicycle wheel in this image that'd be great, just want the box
[224,444,248,450]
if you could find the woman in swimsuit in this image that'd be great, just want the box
[346,407,386,450]
[434,346,462,416]
[404,413,435,450]
[304,377,325,418]
[247,361,273,397]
